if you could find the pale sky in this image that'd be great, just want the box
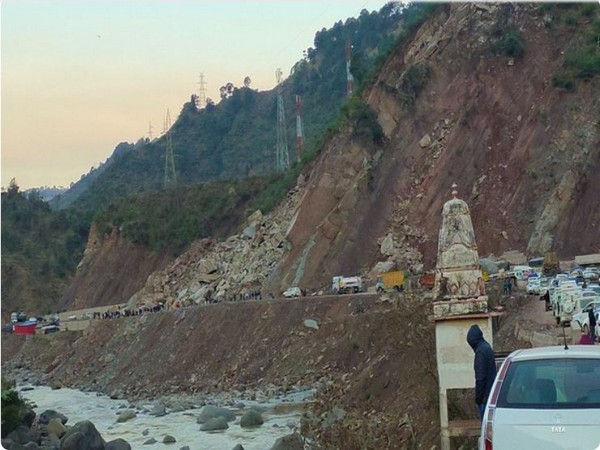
[1,0,388,190]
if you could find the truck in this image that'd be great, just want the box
[418,271,435,290]
[543,251,560,277]
[551,281,582,326]
[332,276,363,294]
[376,271,405,292]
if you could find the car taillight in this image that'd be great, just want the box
[484,356,512,450]
[484,408,495,449]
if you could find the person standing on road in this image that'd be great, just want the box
[588,308,597,344]
[467,324,497,420]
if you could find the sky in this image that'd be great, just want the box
[1,0,388,190]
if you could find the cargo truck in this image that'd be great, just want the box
[332,276,363,294]
[376,271,405,292]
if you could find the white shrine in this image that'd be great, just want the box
[433,184,495,449]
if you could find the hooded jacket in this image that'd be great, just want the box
[467,324,497,405]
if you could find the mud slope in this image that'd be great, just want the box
[269,3,599,294]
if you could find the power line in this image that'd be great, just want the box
[163,109,176,189]
[197,72,207,109]
[275,68,290,172]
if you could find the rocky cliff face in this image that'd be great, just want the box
[64,3,599,309]
[58,225,172,310]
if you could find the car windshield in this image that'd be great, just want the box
[498,358,600,409]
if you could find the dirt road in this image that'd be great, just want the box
[494,287,581,350]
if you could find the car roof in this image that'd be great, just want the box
[508,346,600,361]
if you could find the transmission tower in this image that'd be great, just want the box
[295,95,304,163]
[345,41,354,98]
[163,109,176,189]
[197,72,207,109]
[148,120,153,140]
[275,68,290,172]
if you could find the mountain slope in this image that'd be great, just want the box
[268,2,600,293]
[54,3,600,313]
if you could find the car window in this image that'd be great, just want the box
[498,358,600,409]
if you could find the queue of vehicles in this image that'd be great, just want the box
[283,270,407,298]
[523,266,600,328]
[4,312,61,335]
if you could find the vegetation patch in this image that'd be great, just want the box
[95,179,272,253]
[342,98,385,144]
[546,4,600,90]
[396,62,431,107]
[490,26,526,58]
[1,378,31,438]
[551,72,575,91]
[564,44,600,79]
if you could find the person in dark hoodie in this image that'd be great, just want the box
[466,324,497,419]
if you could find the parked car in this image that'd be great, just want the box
[583,284,600,296]
[41,324,60,335]
[583,267,599,281]
[572,304,600,336]
[526,278,541,295]
[479,346,600,449]
[513,265,534,281]
[282,287,302,298]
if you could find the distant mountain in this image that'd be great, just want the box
[24,186,67,202]
[50,141,136,212]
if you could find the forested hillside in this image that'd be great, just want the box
[4,3,439,316]
[1,181,87,318]
[54,3,439,219]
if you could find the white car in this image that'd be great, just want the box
[526,279,541,295]
[479,346,600,449]
[572,306,600,337]
[282,287,302,298]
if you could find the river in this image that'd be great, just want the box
[19,385,312,449]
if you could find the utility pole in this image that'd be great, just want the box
[148,120,153,141]
[345,41,354,98]
[197,72,207,109]
[295,95,304,164]
[275,68,290,172]
[164,109,176,189]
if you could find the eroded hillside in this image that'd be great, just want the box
[271,2,600,294]
[52,3,600,314]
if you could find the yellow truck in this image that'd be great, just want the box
[376,271,405,292]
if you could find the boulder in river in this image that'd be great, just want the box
[240,410,264,428]
[196,406,235,423]
[60,420,107,450]
[200,416,229,431]
[106,438,132,450]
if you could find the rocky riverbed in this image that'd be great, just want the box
[4,368,310,450]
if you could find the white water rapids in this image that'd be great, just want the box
[19,385,312,450]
